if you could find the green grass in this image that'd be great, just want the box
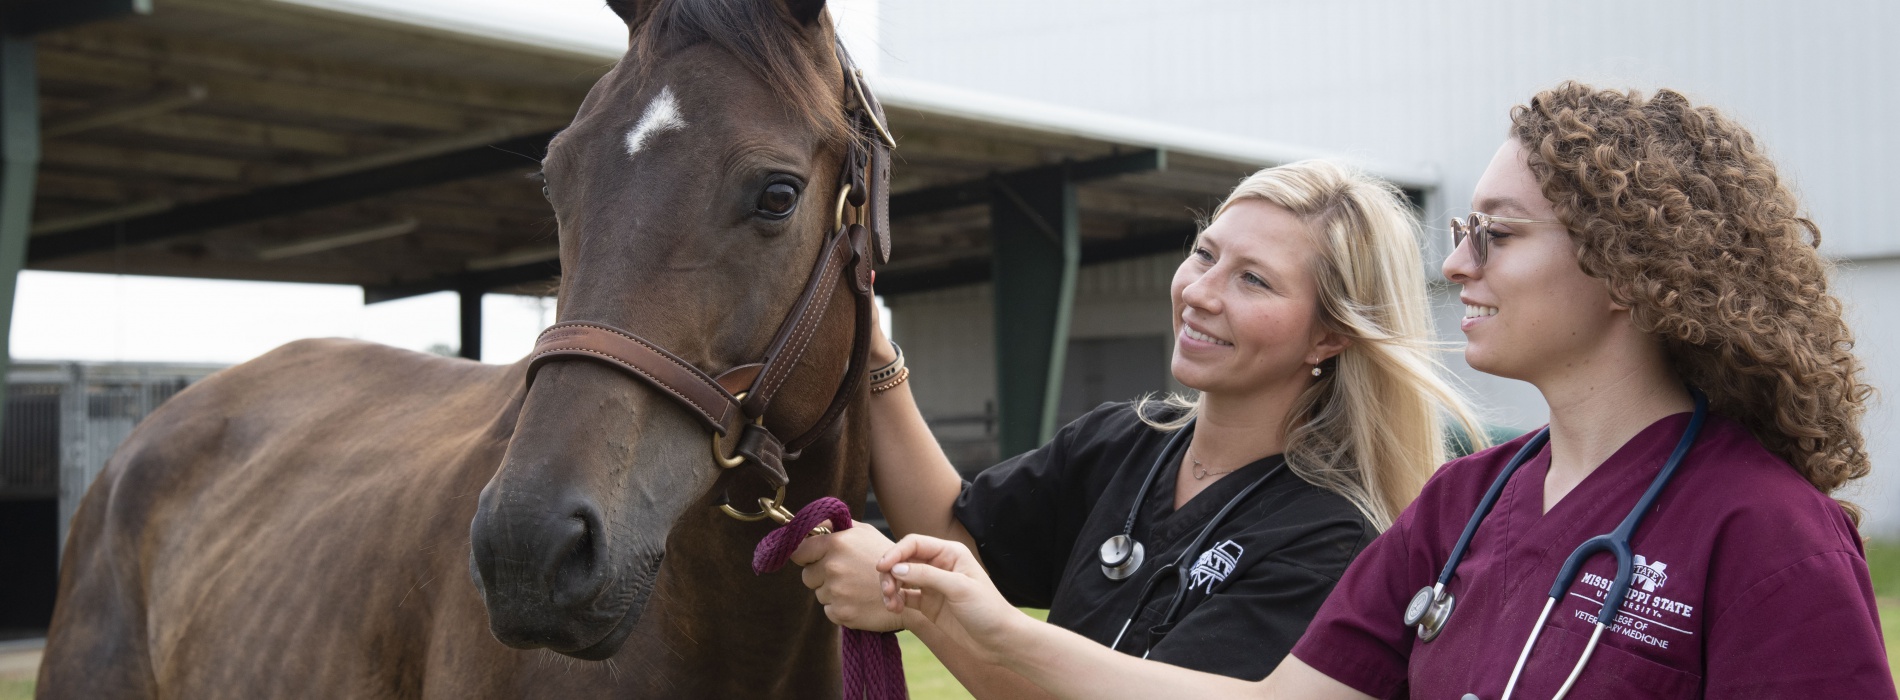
[1870,540,1900,675]
[0,678,31,700]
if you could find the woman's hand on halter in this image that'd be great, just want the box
[790,523,906,632]
[876,534,1030,667]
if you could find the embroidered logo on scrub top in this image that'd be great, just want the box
[1632,555,1669,593]
[1189,540,1244,594]
[1572,552,1696,650]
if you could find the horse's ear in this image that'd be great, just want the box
[605,0,657,26]
[779,0,825,26]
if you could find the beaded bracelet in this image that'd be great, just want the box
[870,366,910,394]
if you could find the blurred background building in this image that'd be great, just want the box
[867,0,1900,533]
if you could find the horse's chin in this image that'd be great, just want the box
[556,549,663,660]
[559,588,647,661]
[482,548,663,660]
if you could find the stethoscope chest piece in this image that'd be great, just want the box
[1405,585,1455,642]
[1100,534,1145,580]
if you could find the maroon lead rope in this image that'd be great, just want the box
[752,497,909,700]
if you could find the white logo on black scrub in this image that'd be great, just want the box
[1632,555,1669,593]
[1188,540,1244,594]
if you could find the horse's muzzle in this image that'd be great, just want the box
[469,487,654,657]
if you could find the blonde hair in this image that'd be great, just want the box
[1139,160,1486,530]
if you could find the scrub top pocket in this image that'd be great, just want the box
[1508,624,1701,700]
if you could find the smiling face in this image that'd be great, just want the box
[1443,139,1627,383]
[1169,199,1345,398]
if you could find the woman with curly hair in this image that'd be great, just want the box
[865,82,1897,699]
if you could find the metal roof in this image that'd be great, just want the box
[24,0,1437,300]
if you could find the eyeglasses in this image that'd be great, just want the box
[1449,213,1560,268]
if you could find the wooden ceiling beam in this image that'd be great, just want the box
[32,197,172,235]
[164,0,608,84]
[43,141,250,180]
[32,170,138,201]
[254,217,418,260]
[39,50,471,131]
[40,25,588,117]
[387,201,549,232]
[279,123,560,183]
[109,111,358,155]
[27,130,558,263]
[42,82,205,138]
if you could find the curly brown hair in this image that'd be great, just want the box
[1509,82,1874,525]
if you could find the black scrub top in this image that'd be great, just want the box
[953,402,1375,681]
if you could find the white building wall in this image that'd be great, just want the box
[875,1,1900,532]
[877,0,1899,258]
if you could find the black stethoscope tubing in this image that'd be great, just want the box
[1103,418,1289,653]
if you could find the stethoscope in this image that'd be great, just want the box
[1405,389,1708,700]
[1098,420,1289,654]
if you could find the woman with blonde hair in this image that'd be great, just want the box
[792,159,1484,694]
[867,83,1895,699]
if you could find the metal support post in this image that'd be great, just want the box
[990,165,1078,458]
[0,38,38,426]
[458,287,483,361]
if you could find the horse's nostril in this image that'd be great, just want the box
[548,504,607,606]
[469,489,612,614]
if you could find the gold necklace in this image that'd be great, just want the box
[1189,451,1239,480]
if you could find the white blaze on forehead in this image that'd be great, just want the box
[624,86,687,158]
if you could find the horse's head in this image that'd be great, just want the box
[467,0,882,659]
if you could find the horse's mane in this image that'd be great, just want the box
[631,0,853,142]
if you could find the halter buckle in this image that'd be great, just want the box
[712,392,767,469]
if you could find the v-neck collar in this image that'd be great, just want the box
[1144,447,1289,545]
[1492,413,1694,598]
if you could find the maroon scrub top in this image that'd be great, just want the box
[1290,412,1896,699]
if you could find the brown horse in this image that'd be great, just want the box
[36,0,885,696]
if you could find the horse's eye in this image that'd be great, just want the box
[757,182,798,218]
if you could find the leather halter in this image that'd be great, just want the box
[524,40,895,521]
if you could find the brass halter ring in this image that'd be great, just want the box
[711,392,766,469]
[718,483,833,535]
[719,483,793,523]
[848,68,899,150]
[832,183,855,231]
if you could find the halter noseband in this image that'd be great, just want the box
[523,40,894,526]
